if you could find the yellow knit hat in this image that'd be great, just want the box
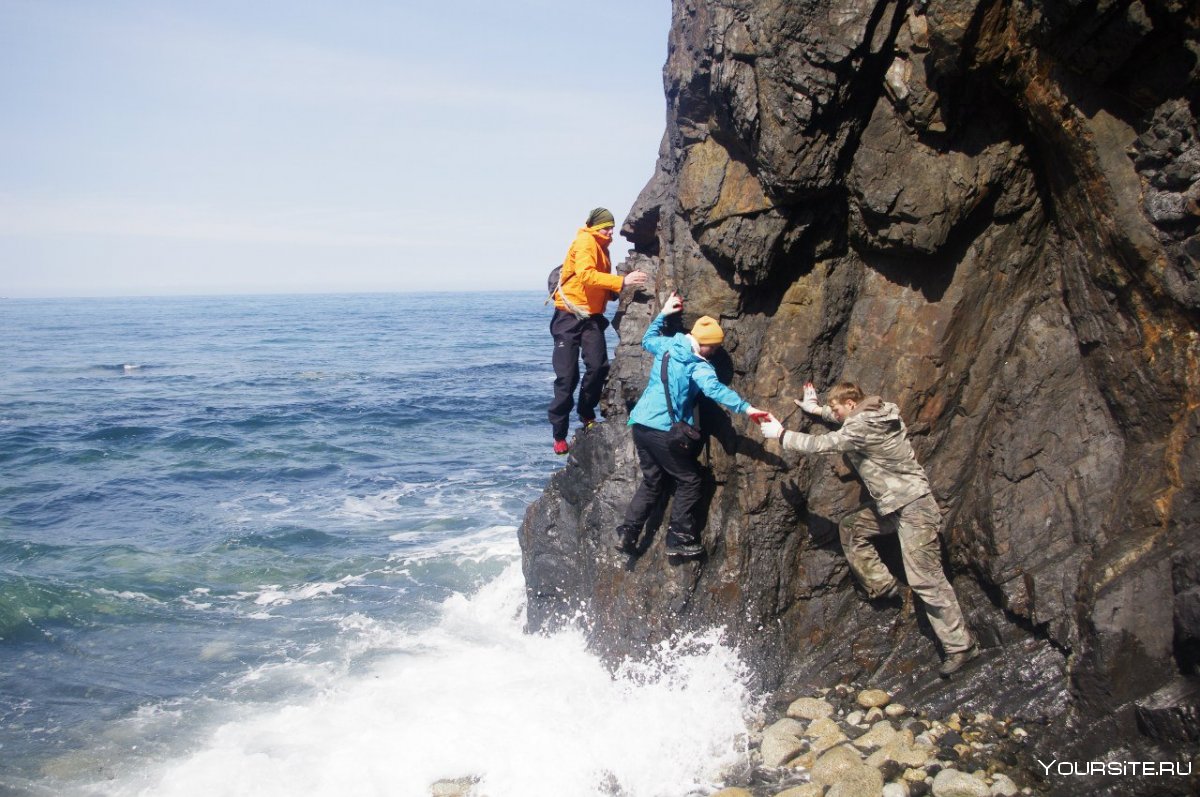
[690,316,724,345]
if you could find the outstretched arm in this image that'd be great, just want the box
[758,412,857,454]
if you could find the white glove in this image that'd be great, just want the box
[795,382,821,415]
[759,413,784,440]
[661,292,683,315]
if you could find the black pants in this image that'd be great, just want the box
[548,310,609,441]
[620,424,703,546]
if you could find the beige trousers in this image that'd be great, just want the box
[838,494,973,653]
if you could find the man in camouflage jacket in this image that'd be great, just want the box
[758,381,978,676]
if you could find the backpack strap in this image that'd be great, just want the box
[660,353,677,425]
[543,266,589,319]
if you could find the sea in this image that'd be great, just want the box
[0,292,757,797]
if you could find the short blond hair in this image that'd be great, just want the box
[828,382,864,405]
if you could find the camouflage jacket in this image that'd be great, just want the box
[781,396,931,515]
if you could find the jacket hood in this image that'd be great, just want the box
[667,332,705,365]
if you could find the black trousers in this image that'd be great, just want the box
[548,310,609,441]
[620,424,704,545]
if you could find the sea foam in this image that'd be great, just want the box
[98,560,757,797]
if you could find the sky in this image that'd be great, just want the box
[0,1,673,298]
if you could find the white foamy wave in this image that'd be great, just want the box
[98,563,757,797]
[95,588,165,604]
[388,523,519,565]
[238,575,363,607]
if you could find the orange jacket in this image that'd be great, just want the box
[555,226,624,315]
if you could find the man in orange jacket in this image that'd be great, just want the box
[549,207,649,454]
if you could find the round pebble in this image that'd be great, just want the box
[857,689,891,709]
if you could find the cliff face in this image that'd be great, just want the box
[520,1,1200,791]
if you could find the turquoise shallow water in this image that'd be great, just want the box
[0,292,561,788]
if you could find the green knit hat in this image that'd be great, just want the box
[586,207,615,229]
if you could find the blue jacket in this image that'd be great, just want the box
[628,313,750,431]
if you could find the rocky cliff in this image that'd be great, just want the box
[520,2,1200,794]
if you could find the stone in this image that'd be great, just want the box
[867,737,936,769]
[884,783,911,797]
[827,764,885,797]
[806,716,850,753]
[938,730,965,749]
[712,789,754,797]
[811,743,869,785]
[857,689,891,709]
[865,707,886,724]
[762,719,807,768]
[774,786,824,797]
[852,719,900,750]
[886,703,909,718]
[430,778,477,797]
[931,768,990,797]
[846,710,865,726]
[788,697,837,721]
[878,759,906,782]
[1134,677,1200,743]
[989,773,1019,797]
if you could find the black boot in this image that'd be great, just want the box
[665,527,703,558]
[614,525,641,555]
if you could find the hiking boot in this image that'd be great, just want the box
[665,541,703,558]
[553,439,569,455]
[938,644,980,677]
[579,416,598,430]
[615,525,641,555]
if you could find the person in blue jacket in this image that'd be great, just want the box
[615,292,764,558]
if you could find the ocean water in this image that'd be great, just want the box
[0,293,757,797]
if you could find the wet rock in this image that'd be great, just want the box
[857,689,891,709]
[1134,676,1200,744]
[989,773,1019,797]
[762,719,809,768]
[886,703,909,719]
[853,719,900,750]
[788,697,836,721]
[938,730,965,750]
[884,783,911,797]
[774,785,824,797]
[866,735,935,770]
[712,789,754,797]
[931,768,990,797]
[826,764,885,797]
[811,743,870,786]
[806,716,850,753]
[878,759,906,782]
